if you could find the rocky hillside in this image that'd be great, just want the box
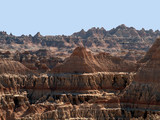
[52,47,136,73]
[0,58,31,74]
[1,26,160,119]
[0,72,133,120]
[120,38,160,117]
[0,24,160,60]
[0,49,63,73]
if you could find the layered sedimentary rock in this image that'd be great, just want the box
[120,38,160,118]
[1,28,160,119]
[0,72,132,101]
[0,49,63,73]
[0,58,30,74]
[52,47,136,73]
[94,52,136,72]
[1,69,159,120]
[52,47,103,73]
[0,72,133,120]
[0,24,159,60]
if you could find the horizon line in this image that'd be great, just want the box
[0,24,159,36]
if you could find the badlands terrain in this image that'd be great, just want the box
[0,25,160,119]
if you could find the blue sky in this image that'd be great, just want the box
[0,0,160,36]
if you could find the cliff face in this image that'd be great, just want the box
[1,27,160,119]
[1,71,160,120]
[52,47,137,73]
[0,73,132,100]
[0,72,133,120]
[134,38,160,83]
[121,38,160,114]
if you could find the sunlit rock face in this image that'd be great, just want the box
[0,48,136,119]
[0,58,31,74]
[136,38,160,83]
[52,47,136,73]
[1,38,160,119]
[0,72,133,120]
[120,38,160,118]
[52,47,104,73]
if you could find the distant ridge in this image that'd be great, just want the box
[0,24,160,60]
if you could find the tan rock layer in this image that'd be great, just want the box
[52,47,136,73]
[0,73,132,101]
[0,59,31,75]
[120,38,160,113]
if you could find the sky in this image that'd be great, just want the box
[0,0,160,36]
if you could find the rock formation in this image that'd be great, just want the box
[0,72,133,120]
[0,47,137,119]
[0,25,159,60]
[120,38,160,118]
[1,27,160,119]
[52,47,103,73]
[94,52,136,72]
[0,58,30,74]
[52,47,136,73]
[0,49,63,73]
